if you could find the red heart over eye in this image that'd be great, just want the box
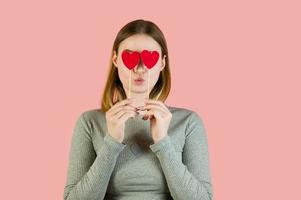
[121,50,140,70]
[140,50,159,69]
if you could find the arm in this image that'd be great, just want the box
[149,111,213,200]
[63,112,126,200]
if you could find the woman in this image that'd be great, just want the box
[63,19,213,200]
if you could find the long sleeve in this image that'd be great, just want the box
[149,111,213,200]
[63,112,126,200]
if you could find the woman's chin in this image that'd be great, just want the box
[131,86,147,93]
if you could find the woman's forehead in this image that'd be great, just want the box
[119,35,161,52]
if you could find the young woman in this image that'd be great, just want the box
[63,19,213,200]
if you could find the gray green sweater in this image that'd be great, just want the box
[63,106,213,200]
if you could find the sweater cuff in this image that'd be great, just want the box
[103,134,126,155]
[149,135,172,153]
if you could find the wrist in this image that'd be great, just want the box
[153,135,166,144]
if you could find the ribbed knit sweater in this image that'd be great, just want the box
[63,106,213,200]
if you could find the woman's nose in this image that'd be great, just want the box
[134,59,146,72]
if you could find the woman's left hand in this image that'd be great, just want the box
[140,99,172,143]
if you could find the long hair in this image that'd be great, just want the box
[100,19,171,112]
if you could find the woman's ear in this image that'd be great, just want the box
[112,50,118,68]
[161,54,166,71]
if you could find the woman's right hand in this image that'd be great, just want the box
[105,98,139,143]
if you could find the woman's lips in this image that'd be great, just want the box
[134,78,145,85]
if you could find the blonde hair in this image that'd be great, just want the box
[100,19,171,112]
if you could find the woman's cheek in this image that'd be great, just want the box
[118,69,128,86]
[150,70,160,85]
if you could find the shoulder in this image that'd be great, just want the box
[81,108,105,120]
[75,108,106,131]
[166,105,203,123]
[165,105,207,145]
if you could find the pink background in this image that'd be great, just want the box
[1,0,300,199]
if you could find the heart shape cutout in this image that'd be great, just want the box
[140,50,159,69]
[121,50,140,70]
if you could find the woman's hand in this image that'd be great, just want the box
[106,98,139,143]
[140,99,172,143]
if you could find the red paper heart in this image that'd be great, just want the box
[140,50,159,69]
[121,50,140,70]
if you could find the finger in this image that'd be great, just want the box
[118,110,138,123]
[144,99,169,112]
[143,110,161,120]
[111,104,137,116]
[141,105,167,116]
[108,98,136,115]
[144,106,166,119]
[115,109,139,120]
[111,98,135,109]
